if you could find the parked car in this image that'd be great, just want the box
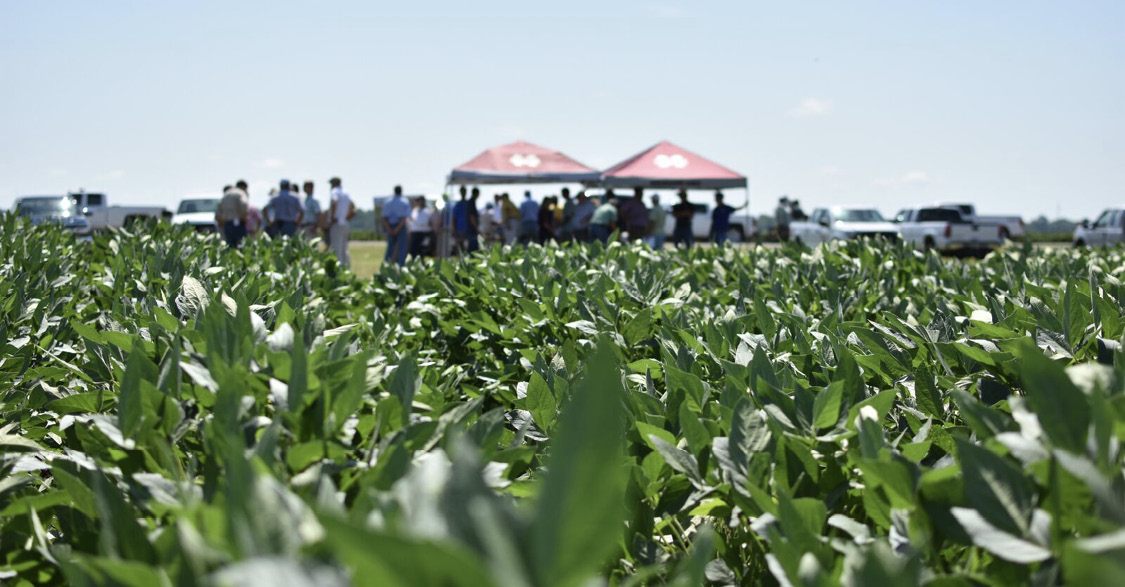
[790,207,900,246]
[937,203,1024,240]
[13,195,93,240]
[1073,207,1125,247]
[69,190,170,230]
[172,196,221,232]
[893,207,1003,256]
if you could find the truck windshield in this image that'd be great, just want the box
[16,197,76,217]
[177,199,220,214]
[837,209,885,222]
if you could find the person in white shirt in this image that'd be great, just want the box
[327,177,355,267]
[407,197,433,257]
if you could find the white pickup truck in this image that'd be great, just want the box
[937,203,1024,240]
[790,207,900,246]
[1073,207,1125,247]
[69,190,170,231]
[662,201,756,242]
[893,207,1004,256]
[171,196,221,232]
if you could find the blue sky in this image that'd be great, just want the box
[1,0,1121,219]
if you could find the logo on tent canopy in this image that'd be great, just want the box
[654,154,688,169]
[509,154,541,168]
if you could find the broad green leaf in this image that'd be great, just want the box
[1016,342,1091,452]
[957,439,1035,535]
[531,341,627,587]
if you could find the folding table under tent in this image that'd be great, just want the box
[599,141,748,191]
[448,140,601,185]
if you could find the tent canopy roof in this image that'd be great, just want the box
[600,141,747,189]
[449,140,600,184]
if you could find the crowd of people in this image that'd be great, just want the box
[378,186,748,266]
[213,177,355,265]
[211,179,750,269]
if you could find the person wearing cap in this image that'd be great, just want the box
[268,179,304,237]
[328,177,354,266]
[215,185,249,247]
[589,194,619,244]
[647,193,667,249]
[518,190,540,244]
[382,185,411,266]
[301,180,322,239]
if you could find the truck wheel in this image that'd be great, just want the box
[1075,239,1085,248]
[999,227,1010,240]
[923,237,935,251]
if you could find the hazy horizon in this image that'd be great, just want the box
[2,1,1121,220]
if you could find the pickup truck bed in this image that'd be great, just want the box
[895,207,1003,257]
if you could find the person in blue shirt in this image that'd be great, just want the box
[518,190,540,244]
[382,185,412,266]
[267,179,304,237]
[452,186,470,252]
[710,191,747,245]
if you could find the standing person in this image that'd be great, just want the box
[519,190,540,244]
[559,188,575,240]
[382,185,411,266]
[671,189,695,248]
[380,185,411,265]
[589,194,619,244]
[269,180,304,237]
[466,187,481,252]
[620,187,649,241]
[407,196,433,258]
[215,185,249,247]
[435,193,455,258]
[710,191,747,245]
[538,196,556,243]
[452,186,470,251]
[301,180,322,239]
[491,194,504,242]
[648,194,667,249]
[774,196,792,242]
[481,202,497,244]
[328,177,354,266]
[234,180,261,237]
[568,192,596,242]
[263,187,278,237]
[501,193,520,245]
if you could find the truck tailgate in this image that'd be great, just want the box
[949,224,1002,246]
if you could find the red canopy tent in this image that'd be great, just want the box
[600,141,747,189]
[448,140,600,185]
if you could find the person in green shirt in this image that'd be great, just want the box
[647,193,667,249]
[589,195,619,244]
